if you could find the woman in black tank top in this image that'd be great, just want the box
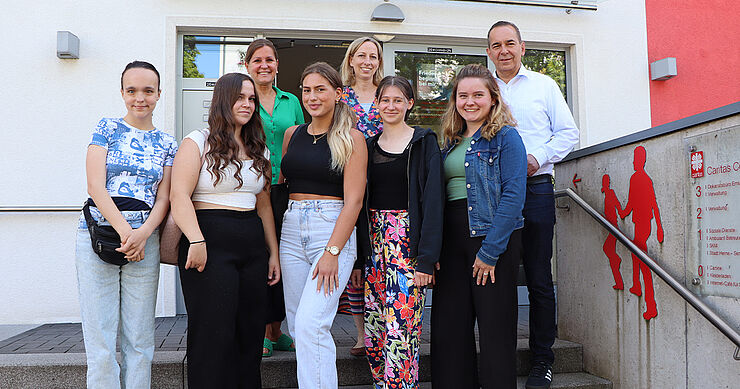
[278,62,367,388]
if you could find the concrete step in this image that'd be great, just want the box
[0,351,185,388]
[292,373,613,388]
[260,338,584,388]
[0,339,592,389]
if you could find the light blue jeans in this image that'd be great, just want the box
[75,208,160,389]
[280,200,357,389]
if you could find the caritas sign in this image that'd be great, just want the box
[691,151,704,178]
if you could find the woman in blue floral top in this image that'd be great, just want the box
[337,36,384,356]
[340,36,384,138]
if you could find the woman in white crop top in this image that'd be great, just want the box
[170,72,279,388]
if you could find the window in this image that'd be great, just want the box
[523,49,567,101]
[182,36,253,78]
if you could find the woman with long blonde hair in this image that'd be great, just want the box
[337,35,385,356]
[279,62,367,388]
[339,36,384,138]
[432,64,527,388]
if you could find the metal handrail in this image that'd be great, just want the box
[555,188,740,352]
[0,206,81,212]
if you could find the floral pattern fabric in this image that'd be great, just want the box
[341,86,383,138]
[337,93,381,316]
[365,209,425,389]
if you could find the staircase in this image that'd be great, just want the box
[261,338,611,389]
[0,314,611,388]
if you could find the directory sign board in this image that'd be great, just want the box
[685,126,740,298]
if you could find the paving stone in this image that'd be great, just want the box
[0,308,531,355]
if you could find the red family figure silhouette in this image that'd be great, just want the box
[619,146,664,320]
[601,174,624,290]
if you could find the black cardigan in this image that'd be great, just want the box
[357,127,444,275]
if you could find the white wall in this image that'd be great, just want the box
[0,0,651,324]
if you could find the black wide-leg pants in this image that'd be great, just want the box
[179,209,269,389]
[431,199,522,389]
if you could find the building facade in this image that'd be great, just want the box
[3,0,653,324]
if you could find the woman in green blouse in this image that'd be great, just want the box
[245,38,304,357]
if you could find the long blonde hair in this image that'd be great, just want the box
[301,62,356,172]
[440,64,517,146]
[340,37,384,87]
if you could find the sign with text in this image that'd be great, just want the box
[686,126,740,298]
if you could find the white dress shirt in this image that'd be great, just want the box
[494,66,579,177]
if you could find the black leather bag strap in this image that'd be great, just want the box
[82,199,97,229]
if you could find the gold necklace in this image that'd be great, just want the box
[308,127,328,144]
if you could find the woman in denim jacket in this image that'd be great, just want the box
[431,64,527,389]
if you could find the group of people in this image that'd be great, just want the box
[75,20,578,389]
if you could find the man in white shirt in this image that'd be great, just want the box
[486,20,580,389]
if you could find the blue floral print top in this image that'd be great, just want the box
[341,86,383,138]
[89,118,178,208]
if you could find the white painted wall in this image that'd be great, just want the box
[0,0,651,324]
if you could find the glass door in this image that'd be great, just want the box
[383,43,534,306]
[383,43,490,133]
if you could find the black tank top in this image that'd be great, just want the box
[281,124,344,197]
[368,143,408,210]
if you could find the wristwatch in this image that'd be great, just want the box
[325,245,341,256]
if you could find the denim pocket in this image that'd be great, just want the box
[477,150,496,165]
[317,207,341,223]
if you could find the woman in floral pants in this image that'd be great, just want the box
[361,76,444,389]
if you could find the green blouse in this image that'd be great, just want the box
[444,136,473,201]
[260,86,305,184]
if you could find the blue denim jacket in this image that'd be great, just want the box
[442,125,527,266]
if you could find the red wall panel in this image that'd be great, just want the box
[646,0,740,126]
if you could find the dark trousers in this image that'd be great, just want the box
[522,179,557,365]
[431,200,521,389]
[266,185,288,324]
[178,209,268,389]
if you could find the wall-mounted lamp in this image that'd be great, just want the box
[650,57,677,81]
[371,2,405,22]
[57,31,80,59]
[373,34,396,42]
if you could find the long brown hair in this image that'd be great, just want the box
[206,73,270,188]
[441,64,516,146]
[301,62,356,172]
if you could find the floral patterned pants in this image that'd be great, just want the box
[364,209,426,389]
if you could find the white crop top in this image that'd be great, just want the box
[185,129,269,209]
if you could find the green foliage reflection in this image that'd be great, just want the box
[183,36,204,79]
[523,49,566,100]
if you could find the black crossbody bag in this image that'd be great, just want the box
[83,199,128,266]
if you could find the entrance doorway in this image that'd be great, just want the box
[269,38,347,122]
[177,34,541,313]
[383,43,490,133]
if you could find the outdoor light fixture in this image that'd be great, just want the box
[650,57,677,81]
[373,34,396,42]
[371,1,405,22]
[57,31,80,59]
